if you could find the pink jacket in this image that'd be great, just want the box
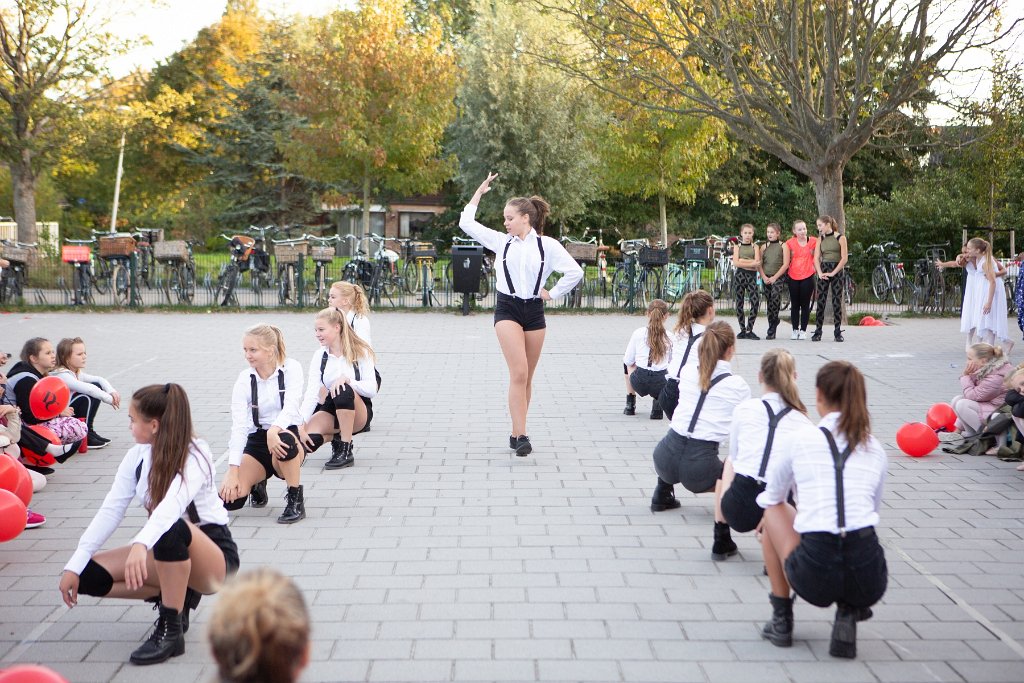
[960,363,1013,421]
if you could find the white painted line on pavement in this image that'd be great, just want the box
[105,355,158,380]
[1,606,65,664]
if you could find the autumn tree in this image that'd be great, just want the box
[0,0,133,243]
[280,0,458,237]
[540,0,1020,229]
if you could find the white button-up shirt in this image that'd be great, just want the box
[227,359,305,467]
[459,205,583,300]
[728,392,813,482]
[346,310,372,346]
[299,347,377,422]
[623,326,672,371]
[670,360,751,441]
[757,412,887,534]
[64,440,228,575]
[665,323,707,379]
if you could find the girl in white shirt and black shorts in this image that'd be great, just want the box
[757,360,887,658]
[59,383,239,666]
[650,321,751,560]
[329,280,372,345]
[298,308,377,470]
[659,290,715,420]
[459,173,583,456]
[219,324,307,525]
[622,299,671,419]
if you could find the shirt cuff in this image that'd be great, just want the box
[64,549,93,575]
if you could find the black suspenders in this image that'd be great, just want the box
[819,427,854,537]
[250,370,286,430]
[757,401,793,478]
[135,459,199,523]
[320,350,361,386]
[673,332,703,380]
[685,373,731,434]
[502,236,545,297]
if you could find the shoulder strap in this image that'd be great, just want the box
[353,359,361,382]
[249,374,260,429]
[532,236,546,297]
[502,239,515,295]
[277,369,286,408]
[135,458,200,524]
[757,401,794,478]
[319,351,329,386]
[819,426,853,536]
[675,332,703,378]
[686,373,731,435]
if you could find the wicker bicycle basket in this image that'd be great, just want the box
[564,242,598,264]
[0,245,31,264]
[407,241,437,260]
[153,240,189,261]
[276,242,309,264]
[98,235,136,257]
[638,246,669,266]
[311,245,336,262]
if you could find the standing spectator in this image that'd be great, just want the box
[759,223,790,340]
[785,220,817,339]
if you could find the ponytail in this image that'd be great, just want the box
[329,281,372,317]
[967,237,996,281]
[133,383,198,512]
[760,349,806,414]
[674,290,714,336]
[696,321,735,391]
[316,308,376,365]
[970,342,1006,380]
[646,299,671,365]
[505,196,550,234]
[816,361,870,451]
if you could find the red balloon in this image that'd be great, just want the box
[28,376,70,421]
[0,488,27,542]
[896,422,939,457]
[0,665,70,683]
[858,316,876,326]
[11,459,32,507]
[20,425,59,467]
[0,455,19,494]
[926,403,958,433]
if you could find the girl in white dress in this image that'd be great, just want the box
[939,238,1011,354]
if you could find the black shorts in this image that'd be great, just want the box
[629,367,668,398]
[652,430,723,494]
[494,292,546,331]
[785,528,888,609]
[200,523,240,576]
[720,473,766,533]
[244,427,301,480]
[313,396,374,435]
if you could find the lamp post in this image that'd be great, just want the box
[109,129,126,234]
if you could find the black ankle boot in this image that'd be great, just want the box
[761,593,793,647]
[130,605,185,665]
[325,440,354,470]
[182,588,201,633]
[811,328,823,342]
[834,327,844,342]
[650,478,681,512]
[650,399,663,420]
[623,394,636,416]
[277,485,306,524]
[249,478,269,508]
[765,326,776,341]
[829,605,859,658]
[711,521,738,560]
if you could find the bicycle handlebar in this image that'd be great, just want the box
[271,236,309,246]
[306,234,340,244]
[561,235,597,244]
[65,238,95,245]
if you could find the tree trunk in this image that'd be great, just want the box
[811,164,846,232]
[361,174,371,239]
[658,191,668,248]
[11,153,38,244]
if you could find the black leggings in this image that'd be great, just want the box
[788,276,815,331]
[69,386,103,431]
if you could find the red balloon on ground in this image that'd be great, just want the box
[28,376,70,421]
[858,316,876,326]
[11,462,32,508]
[926,403,958,433]
[0,488,27,542]
[896,422,939,457]
[0,665,70,683]
[0,455,19,493]
[20,425,59,467]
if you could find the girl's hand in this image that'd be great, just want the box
[964,360,980,376]
[267,429,287,459]
[0,404,15,418]
[219,468,242,503]
[330,377,350,396]
[110,391,121,410]
[298,424,315,450]
[935,259,944,270]
[124,543,148,591]
[60,406,74,418]
[539,288,552,301]
[59,570,80,608]
[473,173,499,200]
[984,302,992,314]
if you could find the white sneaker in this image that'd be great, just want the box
[791,330,799,340]
[798,330,807,340]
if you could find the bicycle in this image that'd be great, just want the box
[154,239,196,304]
[273,235,309,306]
[558,234,597,308]
[246,225,277,297]
[361,233,402,307]
[62,239,96,306]
[400,240,437,295]
[611,239,664,311]
[96,233,138,307]
[306,234,340,308]
[131,228,161,290]
[447,235,494,302]
[663,239,707,304]
[708,235,737,300]
[910,243,950,314]
[214,233,258,306]
[341,234,375,290]
[0,240,33,304]
[868,241,907,305]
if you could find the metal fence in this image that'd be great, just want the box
[0,247,983,318]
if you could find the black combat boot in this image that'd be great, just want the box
[761,593,793,647]
[325,440,354,470]
[277,485,306,524]
[623,394,636,416]
[249,478,268,508]
[130,605,185,665]
[650,478,681,512]
[649,399,663,420]
[711,521,738,561]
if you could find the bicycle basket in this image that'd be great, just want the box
[638,246,669,266]
[619,239,649,254]
[407,241,436,259]
[564,242,598,263]
[684,245,709,261]
[97,235,136,257]
[276,242,309,264]
[311,245,336,262]
[61,245,91,263]
[153,240,189,261]
[1,245,31,264]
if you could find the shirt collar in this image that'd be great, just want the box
[818,412,841,430]
[715,359,732,374]
[511,229,538,244]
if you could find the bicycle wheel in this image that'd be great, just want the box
[662,265,684,304]
[180,264,196,304]
[779,282,791,311]
[217,263,239,306]
[642,268,661,306]
[278,266,292,305]
[112,263,129,306]
[93,260,110,295]
[932,271,946,313]
[611,267,629,307]
[404,261,421,294]
[167,266,181,305]
[892,268,906,305]
[871,265,886,301]
[476,269,491,301]
[844,275,855,307]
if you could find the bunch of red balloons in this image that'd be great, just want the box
[896,403,958,457]
[0,454,32,542]
[0,666,69,682]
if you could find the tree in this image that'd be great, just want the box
[280,0,458,237]
[449,0,603,230]
[540,0,1020,229]
[0,1,131,243]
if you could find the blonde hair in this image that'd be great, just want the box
[674,290,714,336]
[969,342,1006,380]
[967,237,996,280]
[243,324,286,366]
[646,299,671,365]
[1004,366,1024,388]
[208,568,310,683]
[760,349,806,414]
[330,280,371,317]
[315,308,376,364]
[697,321,735,391]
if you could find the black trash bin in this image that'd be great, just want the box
[451,244,484,315]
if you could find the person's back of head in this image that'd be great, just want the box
[208,568,310,683]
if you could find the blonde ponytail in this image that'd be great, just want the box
[646,299,671,365]
[760,349,806,414]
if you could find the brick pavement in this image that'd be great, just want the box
[1,311,1023,682]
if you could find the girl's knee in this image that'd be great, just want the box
[153,519,192,562]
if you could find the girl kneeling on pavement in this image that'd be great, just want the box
[219,324,308,524]
[59,383,239,666]
[622,299,671,419]
[299,308,377,469]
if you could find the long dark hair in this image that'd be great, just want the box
[505,196,550,235]
[816,361,870,450]
[673,290,714,336]
[134,383,197,513]
[697,321,735,391]
[646,299,671,365]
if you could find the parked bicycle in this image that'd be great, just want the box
[663,238,707,304]
[306,234,340,308]
[132,228,161,290]
[910,243,952,314]
[214,233,258,306]
[399,239,438,295]
[273,235,309,306]
[868,241,907,305]
[341,234,375,289]
[247,225,276,295]
[559,233,597,308]
[154,239,196,305]
[708,235,738,300]
[96,233,139,306]
[0,240,34,304]
[62,239,97,306]
[447,235,494,303]
[611,239,664,311]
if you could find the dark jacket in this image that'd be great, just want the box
[6,360,43,425]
